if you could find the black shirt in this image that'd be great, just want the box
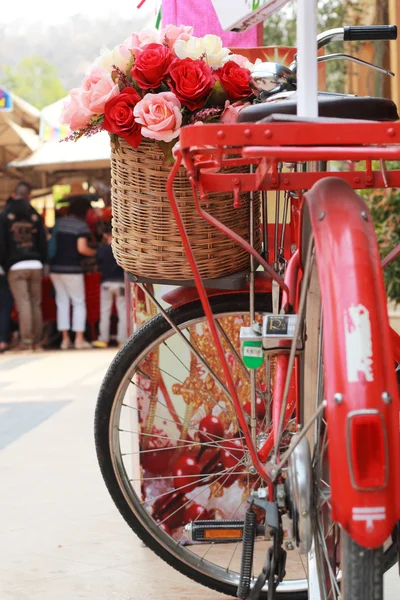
[96,243,124,283]
[0,199,47,271]
[50,216,90,274]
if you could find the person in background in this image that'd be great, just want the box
[49,196,96,350]
[92,226,126,349]
[0,181,47,351]
[0,265,14,352]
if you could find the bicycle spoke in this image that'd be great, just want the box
[106,302,313,594]
[161,338,235,418]
[157,455,250,529]
[122,400,232,445]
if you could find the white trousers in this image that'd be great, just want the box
[50,273,86,332]
[99,281,126,344]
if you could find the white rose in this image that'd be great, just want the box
[174,34,230,69]
[201,34,231,68]
[93,44,131,73]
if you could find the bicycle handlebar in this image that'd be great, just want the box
[253,24,398,97]
[343,25,397,41]
[317,25,397,49]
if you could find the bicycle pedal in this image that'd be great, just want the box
[184,519,244,543]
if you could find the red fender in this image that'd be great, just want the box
[162,272,272,308]
[306,178,400,548]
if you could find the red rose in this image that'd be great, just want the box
[218,60,252,100]
[131,43,174,90]
[104,87,142,148]
[168,58,214,111]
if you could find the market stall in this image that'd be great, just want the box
[0,88,42,206]
[8,99,113,346]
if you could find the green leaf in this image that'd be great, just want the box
[109,134,120,152]
[205,80,228,108]
[128,55,135,72]
[158,139,178,167]
[129,77,142,94]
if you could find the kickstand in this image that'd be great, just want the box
[248,547,272,600]
[245,497,287,600]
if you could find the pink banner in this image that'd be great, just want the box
[161,0,263,47]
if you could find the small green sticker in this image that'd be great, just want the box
[242,341,264,369]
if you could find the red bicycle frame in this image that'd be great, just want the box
[167,120,400,548]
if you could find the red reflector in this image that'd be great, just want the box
[349,413,387,489]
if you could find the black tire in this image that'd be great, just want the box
[95,293,307,600]
[342,532,383,600]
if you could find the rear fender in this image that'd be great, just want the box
[306,177,400,548]
[162,272,272,308]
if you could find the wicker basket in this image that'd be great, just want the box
[111,139,261,282]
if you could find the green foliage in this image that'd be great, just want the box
[363,184,400,304]
[263,0,368,93]
[0,56,66,109]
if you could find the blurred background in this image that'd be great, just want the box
[0,0,398,320]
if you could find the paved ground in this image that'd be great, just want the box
[0,349,398,600]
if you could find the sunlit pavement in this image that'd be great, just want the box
[0,349,398,599]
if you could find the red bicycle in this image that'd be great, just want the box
[95,24,400,599]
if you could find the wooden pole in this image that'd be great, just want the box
[389,0,400,106]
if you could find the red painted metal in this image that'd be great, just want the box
[198,169,400,193]
[161,272,272,308]
[257,352,297,464]
[390,327,400,365]
[243,145,400,162]
[192,177,289,296]
[281,250,300,309]
[306,177,400,548]
[257,252,300,463]
[167,120,400,549]
[290,195,302,251]
[179,121,400,151]
[264,222,293,261]
[167,155,270,482]
[382,242,400,269]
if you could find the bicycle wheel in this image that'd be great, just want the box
[95,293,308,599]
[310,389,385,600]
[310,386,385,600]
[300,222,392,600]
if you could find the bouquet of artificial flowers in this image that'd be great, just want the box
[62,24,257,162]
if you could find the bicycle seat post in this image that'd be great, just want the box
[297,0,318,118]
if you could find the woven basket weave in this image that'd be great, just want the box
[111,139,261,282]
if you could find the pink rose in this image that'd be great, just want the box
[61,88,94,130]
[82,66,120,114]
[160,24,194,50]
[133,92,182,142]
[123,29,161,56]
[221,100,250,124]
[222,54,252,69]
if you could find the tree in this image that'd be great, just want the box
[263,0,398,301]
[0,56,67,109]
[263,0,370,93]
[363,172,400,303]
